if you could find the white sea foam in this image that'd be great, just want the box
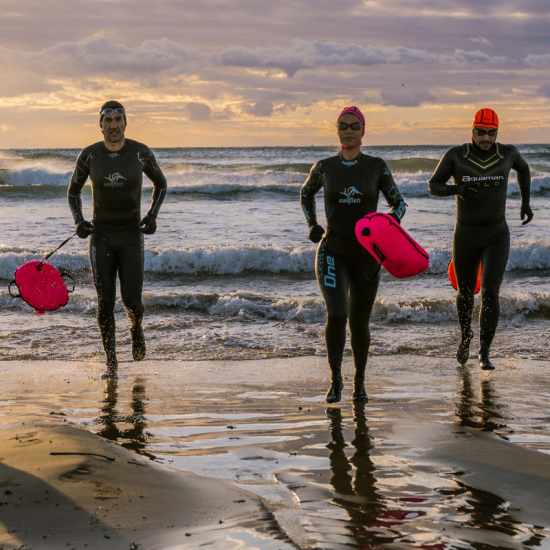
[4,167,73,187]
[2,284,548,323]
[144,245,314,275]
[1,241,549,280]
[2,162,548,197]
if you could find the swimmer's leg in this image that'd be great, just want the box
[317,242,349,403]
[90,232,118,376]
[478,229,510,370]
[348,270,380,402]
[119,229,146,361]
[453,229,481,365]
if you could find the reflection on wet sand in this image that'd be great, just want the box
[95,378,156,460]
[326,404,431,548]
[78,375,550,549]
[457,365,508,434]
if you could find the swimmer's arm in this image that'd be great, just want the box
[429,148,477,202]
[67,150,91,223]
[428,150,458,197]
[379,162,406,222]
[513,148,533,224]
[141,148,168,218]
[300,162,324,227]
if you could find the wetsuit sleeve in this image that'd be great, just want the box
[511,146,531,205]
[140,147,168,218]
[429,149,458,197]
[67,150,91,223]
[378,162,406,221]
[300,162,324,227]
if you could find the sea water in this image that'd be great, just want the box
[0,145,549,363]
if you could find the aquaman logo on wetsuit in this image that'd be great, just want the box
[462,175,504,185]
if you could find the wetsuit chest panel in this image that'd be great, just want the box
[87,140,148,224]
[453,144,516,225]
[323,155,384,234]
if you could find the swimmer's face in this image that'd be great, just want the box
[337,113,363,149]
[101,112,126,144]
[473,126,497,151]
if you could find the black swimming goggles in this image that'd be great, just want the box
[337,122,363,131]
[101,107,125,116]
[474,127,497,137]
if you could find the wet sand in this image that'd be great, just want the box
[2,355,550,549]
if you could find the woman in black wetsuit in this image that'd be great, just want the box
[301,106,406,403]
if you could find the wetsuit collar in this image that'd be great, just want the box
[470,139,497,156]
[102,138,128,155]
[340,150,362,163]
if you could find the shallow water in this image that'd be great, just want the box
[1,146,549,364]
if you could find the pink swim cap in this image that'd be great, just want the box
[337,106,365,136]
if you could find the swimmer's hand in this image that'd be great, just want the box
[308,224,325,243]
[521,203,533,225]
[457,183,478,203]
[139,214,157,235]
[76,220,94,239]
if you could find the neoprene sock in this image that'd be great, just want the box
[326,364,343,403]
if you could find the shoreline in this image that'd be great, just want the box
[2,355,550,548]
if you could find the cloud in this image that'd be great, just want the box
[0,37,201,78]
[0,37,510,87]
[453,49,506,64]
[217,40,505,77]
[540,83,550,97]
[525,54,550,66]
[242,100,274,117]
[184,102,211,120]
[471,37,493,46]
[380,89,437,107]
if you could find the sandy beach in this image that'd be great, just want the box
[2,355,550,549]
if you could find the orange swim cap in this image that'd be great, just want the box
[472,108,499,129]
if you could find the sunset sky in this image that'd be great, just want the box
[1,0,549,148]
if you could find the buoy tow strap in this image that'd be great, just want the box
[37,232,77,269]
[8,279,20,298]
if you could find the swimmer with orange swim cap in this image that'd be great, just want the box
[429,109,533,370]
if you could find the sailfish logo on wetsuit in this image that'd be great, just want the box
[104,173,126,187]
[339,187,363,204]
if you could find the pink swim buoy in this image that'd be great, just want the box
[355,213,429,279]
[9,261,73,315]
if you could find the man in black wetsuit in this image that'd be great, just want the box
[68,101,167,379]
[301,106,406,403]
[429,108,533,370]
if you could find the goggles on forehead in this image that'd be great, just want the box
[474,127,497,137]
[337,121,363,131]
[101,108,125,117]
